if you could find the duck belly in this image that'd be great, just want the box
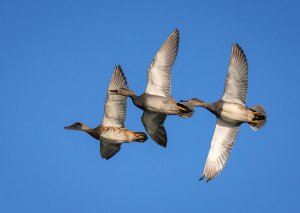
[144,95,178,114]
[220,103,253,123]
[100,128,132,142]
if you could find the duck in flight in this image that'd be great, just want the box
[65,66,148,160]
[110,29,193,148]
[181,44,267,182]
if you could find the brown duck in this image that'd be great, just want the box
[65,66,148,159]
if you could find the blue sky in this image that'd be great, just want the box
[1,0,299,212]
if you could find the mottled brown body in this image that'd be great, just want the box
[84,125,147,143]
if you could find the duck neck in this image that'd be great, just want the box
[131,95,144,109]
[114,88,143,109]
[120,89,143,109]
[194,100,209,108]
[206,100,223,117]
[83,126,100,140]
[200,102,216,114]
[205,103,215,113]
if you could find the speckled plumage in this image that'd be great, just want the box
[65,66,148,160]
[87,125,145,142]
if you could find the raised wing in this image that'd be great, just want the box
[222,44,248,105]
[145,29,179,97]
[200,118,240,182]
[141,112,167,147]
[102,65,128,128]
[100,140,121,160]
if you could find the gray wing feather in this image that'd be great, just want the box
[145,29,179,97]
[102,65,128,127]
[141,112,167,147]
[200,118,240,182]
[100,140,121,160]
[222,44,248,105]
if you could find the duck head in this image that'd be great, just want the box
[180,98,207,107]
[64,122,89,131]
[110,88,135,97]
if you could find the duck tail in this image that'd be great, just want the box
[249,105,267,131]
[133,132,148,143]
[177,102,194,118]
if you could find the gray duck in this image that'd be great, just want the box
[181,44,267,182]
[110,29,193,148]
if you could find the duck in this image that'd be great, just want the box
[181,44,267,182]
[110,29,193,148]
[65,66,148,160]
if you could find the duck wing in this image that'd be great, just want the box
[222,44,248,105]
[100,140,121,160]
[200,118,240,182]
[145,29,179,98]
[102,65,128,128]
[141,112,167,147]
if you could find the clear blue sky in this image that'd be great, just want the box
[1,0,299,212]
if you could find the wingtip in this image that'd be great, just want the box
[111,64,128,89]
[230,43,247,67]
[170,28,179,39]
[232,42,240,47]
[102,156,110,160]
[232,43,244,54]
[199,174,213,183]
[101,152,116,160]
[114,64,123,71]
[157,141,167,148]
[148,136,167,148]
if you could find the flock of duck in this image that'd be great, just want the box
[65,29,267,182]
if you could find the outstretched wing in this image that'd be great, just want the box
[222,44,248,105]
[145,29,179,97]
[100,140,121,160]
[102,65,128,128]
[200,118,240,182]
[141,112,167,147]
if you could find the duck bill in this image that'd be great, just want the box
[109,89,118,93]
[64,125,74,130]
